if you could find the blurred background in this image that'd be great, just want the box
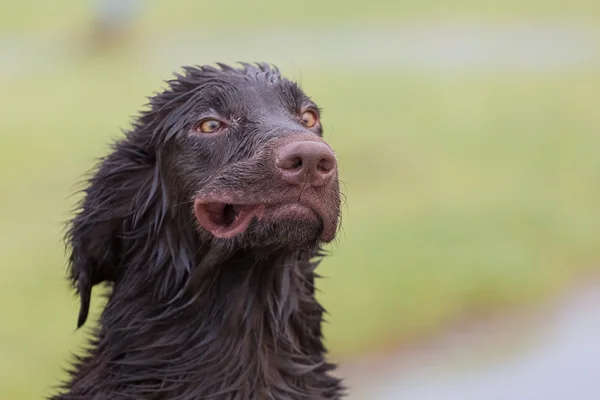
[1,1,599,399]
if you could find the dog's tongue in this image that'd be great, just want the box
[194,201,261,239]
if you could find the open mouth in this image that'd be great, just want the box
[194,201,264,239]
[194,198,334,241]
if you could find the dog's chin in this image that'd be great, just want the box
[202,212,324,251]
[240,215,323,250]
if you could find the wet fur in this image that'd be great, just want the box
[52,63,344,399]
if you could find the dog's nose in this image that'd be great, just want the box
[275,141,337,187]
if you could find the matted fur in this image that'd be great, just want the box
[52,63,345,400]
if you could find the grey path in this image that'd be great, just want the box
[150,23,600,73]
[1,21,599,80]
[339,282,600,400]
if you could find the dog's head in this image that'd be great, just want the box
[162,64,341,249]
[67,63,341,326]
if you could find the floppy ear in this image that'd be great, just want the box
[66,73,209,328]
[66,141,158,328]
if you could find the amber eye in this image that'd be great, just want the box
[301,110,319,128]
[195,119,223,134]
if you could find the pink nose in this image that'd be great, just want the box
[275,141,337,187]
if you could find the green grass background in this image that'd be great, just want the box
[1,1,600,398]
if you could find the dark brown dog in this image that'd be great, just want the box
[54,63,344,400]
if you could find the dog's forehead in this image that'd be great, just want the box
[200,76,305,118]
[238,76,303,101]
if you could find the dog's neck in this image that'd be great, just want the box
[58,248,343,399]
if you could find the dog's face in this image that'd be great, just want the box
[159,65,341,250]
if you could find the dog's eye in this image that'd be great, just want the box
[195,119,223,134]
[301,110,319,128]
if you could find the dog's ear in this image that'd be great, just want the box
[66,74,208,328]
[66,142,158,328]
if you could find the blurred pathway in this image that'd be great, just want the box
[339,282,600,400]
[150,22,600,73]
[1,21,599,79]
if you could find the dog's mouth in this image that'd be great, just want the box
[193,198,333,240]
[194,202,266,239]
